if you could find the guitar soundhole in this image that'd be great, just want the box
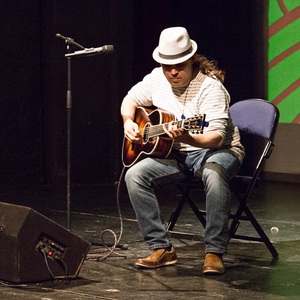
[143,122,156,145]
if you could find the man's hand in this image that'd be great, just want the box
[163,120,223,149]
[163,121,186,140]
[124,119,142,144]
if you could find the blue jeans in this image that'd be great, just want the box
[124,148,241,254]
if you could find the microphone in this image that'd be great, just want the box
[65,45,114,57]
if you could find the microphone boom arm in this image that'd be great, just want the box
[56,33,85,50]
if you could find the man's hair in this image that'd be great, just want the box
[193,53,225,83]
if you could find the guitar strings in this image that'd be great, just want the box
[142,120,182,138]
[142,117,201,138]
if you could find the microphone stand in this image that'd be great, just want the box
[56,34,113,231]
[57,34,85,231]
[66,44,72,231]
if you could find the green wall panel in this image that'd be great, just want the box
[268,0,300,123]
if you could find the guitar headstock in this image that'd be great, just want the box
[182,114,209,134]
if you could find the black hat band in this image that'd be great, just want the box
[158,46,193,60]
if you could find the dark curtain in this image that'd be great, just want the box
[0,0,266,185]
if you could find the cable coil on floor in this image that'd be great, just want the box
[85,167,127,261]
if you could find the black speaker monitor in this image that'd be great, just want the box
[0,202,91,283]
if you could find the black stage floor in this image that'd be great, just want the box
[0,179,300,299]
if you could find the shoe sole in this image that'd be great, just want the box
[203,269,225,275]
[135,259,177,269]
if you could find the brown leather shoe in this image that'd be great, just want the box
[203,253,225,274]
[135,247,177,268]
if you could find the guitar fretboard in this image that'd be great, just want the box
[143,120,185,138]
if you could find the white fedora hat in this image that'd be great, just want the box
[152,27,197,65]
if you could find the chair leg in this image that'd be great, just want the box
[176,184,206,227]
[229,191,246,236]
[169,184,278,258]
[230,192,278,258]
[230,207,278,258]
[242,205,278,258]
[166,184,206,242]
[166,196,186,231]
[185,197,206,228]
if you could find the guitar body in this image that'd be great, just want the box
[122,107,175,167]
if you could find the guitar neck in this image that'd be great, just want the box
[144,120,184,138]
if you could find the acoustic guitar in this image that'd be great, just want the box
[122,107,209,167]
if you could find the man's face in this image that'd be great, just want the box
[161,58,194,87]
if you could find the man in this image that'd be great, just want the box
[120,27,244,274]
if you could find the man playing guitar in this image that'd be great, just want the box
[120,27,244,274]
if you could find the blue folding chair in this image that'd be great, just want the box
[166,99,279,257]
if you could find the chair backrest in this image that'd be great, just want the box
[229,99,280,142]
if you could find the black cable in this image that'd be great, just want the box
[41,248,56,280]
[57,257,69,280]
[41,249,70,284]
